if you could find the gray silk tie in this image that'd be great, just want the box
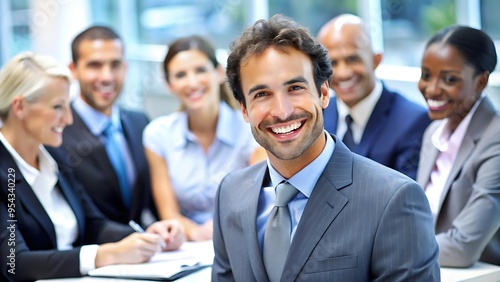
[263,182,299,282]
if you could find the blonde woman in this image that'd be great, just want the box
[0,52,184,281]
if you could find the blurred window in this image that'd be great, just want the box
[268,0,357,36]
[9,0,31,57]
[481,0,500,71]
[481,0,500,39]
[381,0,456,66]
[1,0,499,111]
[131,0,245,48]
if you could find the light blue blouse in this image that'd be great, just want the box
[143,102,259,224]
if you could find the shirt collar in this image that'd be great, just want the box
[216,102,239,146]
[267,131,335,198]
[336,80,383,128]
[176,102,238,148]
[431,94,485,152]
[73,95,122,136]
[0,131,58,187]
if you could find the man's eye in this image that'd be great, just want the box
[112,61,122,69]
[420,72,430,80]
[290,85,303,91]
[346,56,360,64]
[87,62,101,69]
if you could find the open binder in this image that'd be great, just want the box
[88,241,214,281]
[88,259,210,281]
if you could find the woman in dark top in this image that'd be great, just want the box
[0,52,185,281]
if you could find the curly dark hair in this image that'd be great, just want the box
[226,14,332,108]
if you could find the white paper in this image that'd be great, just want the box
[88,241,214,279]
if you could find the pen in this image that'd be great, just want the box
[128,220,167,249]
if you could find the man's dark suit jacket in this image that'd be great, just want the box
[0,142,133,281]
[47,106,156,226]
[323,85,431,180]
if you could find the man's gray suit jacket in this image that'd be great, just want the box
[213,135,440,281]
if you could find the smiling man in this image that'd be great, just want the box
[318,14,431,180]
[212,14,440,282]
[47,26,156,227]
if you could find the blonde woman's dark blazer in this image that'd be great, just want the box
[0,142,133,281]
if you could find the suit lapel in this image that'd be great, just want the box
[356,87,392,156]
[66,106,102,150]
[119,109,137,163]
[0,144,58,248]
[241,164,270,282]
[67,108,111,169]
[68,108,118,187]
[56,172,86,246]
[438,97,496,214]
[283,137,351,280]
[416,124,440,188]
[17,181,59,248]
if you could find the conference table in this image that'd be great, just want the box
[37,241,500,282]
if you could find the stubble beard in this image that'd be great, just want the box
[251,112,324,160]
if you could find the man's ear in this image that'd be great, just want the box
[69,62,78,80]
[373,53,383,70]
[320,81,330,109]
[240,103,249,123]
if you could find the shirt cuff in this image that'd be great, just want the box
[79,244,99,275]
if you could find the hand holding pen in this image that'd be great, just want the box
[129,220,186,251]
[129,220,166,250]
[95,229,165,267]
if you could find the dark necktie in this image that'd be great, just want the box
[263,182,299,282]
[103,122,130,208]
[342,114,356,150]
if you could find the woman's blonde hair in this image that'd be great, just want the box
[0,52,71,121]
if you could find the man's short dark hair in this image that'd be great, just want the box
[71,25,122,64]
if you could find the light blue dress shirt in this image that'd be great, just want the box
[72,97,137,190]
[256,132,335,251]
[143,102,259,224]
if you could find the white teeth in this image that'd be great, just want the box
[53,127,63,133]
[271,122,302,134]
[97,85,114,92]
[188,90,203,99]
[427,99,447,108]
[337,78,355,89]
